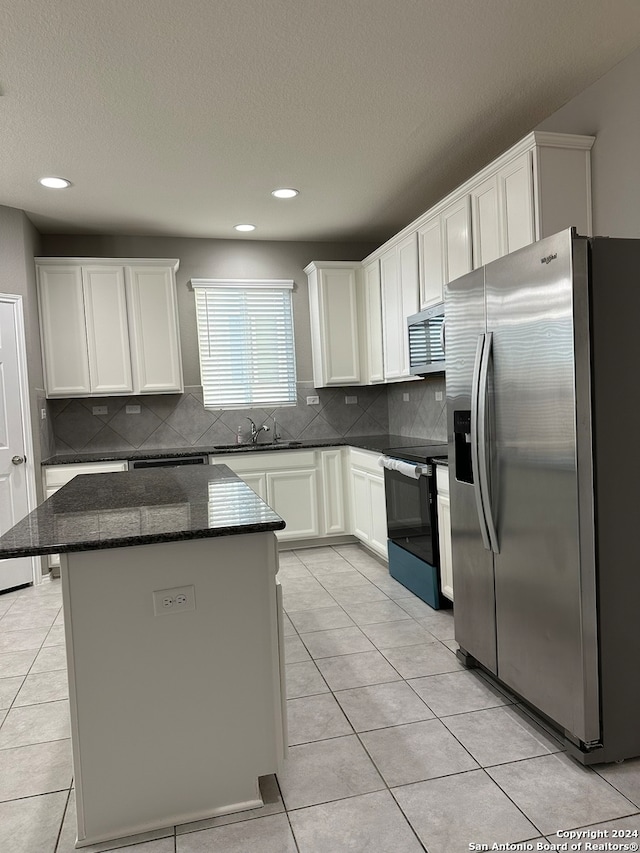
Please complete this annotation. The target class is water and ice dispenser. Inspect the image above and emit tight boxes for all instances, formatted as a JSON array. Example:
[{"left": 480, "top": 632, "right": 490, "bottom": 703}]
[{"left": 454, "top": 410, "right": 473, "bottom": 484}]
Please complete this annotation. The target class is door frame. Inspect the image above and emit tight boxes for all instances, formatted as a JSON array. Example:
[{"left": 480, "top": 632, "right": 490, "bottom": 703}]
[{"left": 1, "top": 292, "right": 40, "bottom": 586}]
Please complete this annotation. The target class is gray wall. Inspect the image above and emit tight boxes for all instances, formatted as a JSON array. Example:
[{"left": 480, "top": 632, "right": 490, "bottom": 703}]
[
  {"left": 537, "top": 47, "right": 640, "bottom": 239},
  {"left": 0, "top": 205, "right": 52, "bottom": 468}
]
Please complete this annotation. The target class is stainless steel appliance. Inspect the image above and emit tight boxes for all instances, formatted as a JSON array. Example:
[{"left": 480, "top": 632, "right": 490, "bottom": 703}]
[
  {"left": 407, "top": 304, "right": 445, "bottom": 375},
  {"left": 446, "top": 227, "right": 640, "bottom": 764},
  {"left": 128, "top": 454, "right": 209, "bottom": 470},
  {"left": 382, "top": 442, "right": 448, "bottom": 609}
]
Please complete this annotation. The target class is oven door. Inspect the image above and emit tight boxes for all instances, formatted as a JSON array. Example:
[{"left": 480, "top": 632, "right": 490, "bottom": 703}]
[{"left": 383, "top": 461, "right": 438, "bottom": 566}]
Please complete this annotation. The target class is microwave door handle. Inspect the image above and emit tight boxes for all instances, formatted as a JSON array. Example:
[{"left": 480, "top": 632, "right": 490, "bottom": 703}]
[
  {"left": 439, "top": 317, "right": 446, "bottom": 356},
  {"left": 477, "top": 332, "right": 499, "bottom": 554},
  {"left": 471, "top": 334, "right": 491, "bottom": 551}
]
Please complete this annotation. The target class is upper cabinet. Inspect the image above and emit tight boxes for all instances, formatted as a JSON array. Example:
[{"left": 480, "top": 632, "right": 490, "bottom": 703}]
[
  {"left": 380, "top": 233, "right": 420, "bottom": 381},
  {"left": 361, "top": 259, "right": 384, "bottom": 384},
  {"left": 36, "top": 258, "right": 183, "bottom": 398},
  {"left": 305, "top": 261, "right": 362, "bottom": 387},
  {"left": 418, "top": 196, "right": 472, "bottom": 308},
  {"left": 306, "top": 131, "right": 594, "bottom": 388}
]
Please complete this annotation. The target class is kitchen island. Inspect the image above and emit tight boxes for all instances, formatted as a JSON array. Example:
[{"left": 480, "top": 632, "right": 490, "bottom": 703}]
[{"left": 0, "top": 465, "right": 287, "bottom": 848}]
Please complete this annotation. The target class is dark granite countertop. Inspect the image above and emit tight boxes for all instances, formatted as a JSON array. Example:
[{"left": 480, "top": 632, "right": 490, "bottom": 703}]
[
  {"left": 41, "top": 434, "right": 433, "bottom": 466},
  {"left": 0, "top": 465, "right": 285, "bottom": 559}
]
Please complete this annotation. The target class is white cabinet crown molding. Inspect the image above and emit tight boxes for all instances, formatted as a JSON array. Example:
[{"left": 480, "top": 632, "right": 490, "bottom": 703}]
[{"left": 36, "top": 257, "right": 180, "bottom": 271}]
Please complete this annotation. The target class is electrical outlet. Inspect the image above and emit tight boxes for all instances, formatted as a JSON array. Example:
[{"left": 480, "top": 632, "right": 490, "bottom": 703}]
[
  {"left": 40, "top": 408, "right": 47, "bottom": 420},
  {"left": 435, "top": 391, "right": 443, "bottom": 402},
  {"left": 403, "top": 393, "right": 410, "bottom": 402},
  {"left": 345, "top": 395, "right": 357, "bottom": 404},
  {"left": 126, "top": 404, "right": 141, "bottom": 414},
  {"left": 306, "top": 395, "right": 319, "bottom": 405},
  {"left": 153, "top": 585, "right": 196, "bottom": 616},
  {"left": 92, "top": 405, "right": 108, "bottom": 416}
]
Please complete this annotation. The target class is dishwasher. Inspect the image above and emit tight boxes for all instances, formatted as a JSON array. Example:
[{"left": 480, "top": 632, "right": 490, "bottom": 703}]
[{"left": 127, "top": 454, "right": 209, "bottom": 470}]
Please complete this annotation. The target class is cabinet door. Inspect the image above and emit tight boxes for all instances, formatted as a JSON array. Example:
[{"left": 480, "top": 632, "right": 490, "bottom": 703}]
[
  {"left": 380, "top": 246, "right": 403, "bottom": 380},
  {"left": 471, "top": 176, "right": 501, "bottom": 267},
  {"left": 442, "top": 197, "right": 472, "bottom": 284},
  {"left": 37, "top": 265, "right": 91, "bottom": 397},
  {"left": 368, "top": 474, "right": 388, "bottom": 559},
  {"left": 239, "top": 472, "right": 267, "bottom": 501},
  {"left": 499, "top": 151, "right": 535, "bottom": 254},
  {"left": 437, "top": 490, "right": 453, "bottom": 601},
  {"left": 418, "top": 215, "right": 444, "bottom": 308},
  {"left": 126, "top": 266, "right": 183, "bottom": 393},
  {"left": 82, "top": 266, "right": 133, "bottom": 394},
  {"left": 362, "top": 261, "right": 384, "bottom": 384},
  {"left": 311, "top": 267, "right": 361, "bottom": 386},
  {"left": 320, "top": 449, "right": 346, "bottom": 535},
  {"left": 267, "top": 469, "right": 319, "bottom": 540},
  {"left": 350, "top": 468, "right": 371, "bottom": 543}
]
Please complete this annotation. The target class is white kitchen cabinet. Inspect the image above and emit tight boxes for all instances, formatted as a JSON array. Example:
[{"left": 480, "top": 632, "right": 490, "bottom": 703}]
[
  {"left": 436, "top": 463, "right": 453, "bottom": 602},
  {"left": 43, "top": 461, "right": 129, "bottom": 569},
  {"left": 471, "top": 135, "right": 594, "bottom": 266},
  {"left": 211, "top": 447, "right": 351, "bottom": 542},
  {"left": 36, "top": 258, "right": 183, "bottom": 398},
  {"left": 418, "top": 197, "right": 472, "bottom": 309},
  {"left": 363, "top": 130, "right": 594, "bottom": 314},
  {"left": 362, "top": 259, "right": 384, "bottom": 384},
  {"left": 304, "top": 262, "right": 362, "bottom": 387},
  {"left": 320, "top": 448, "right": 348, "bottom": 535},
  {"left": 380, "top": 232, "right": 419, "bottom": 381},
  {"left": 83, "top": 266, "right": 133, "bottom": 394},
  {"left": 126, "top": 265, "right": 184, "bottom": 393},
  {"left": 348, "top": 448, "right": 387, "bottom": 559},
  {"left": 210, "top": 450, "right": 321, "bottom": 542}
]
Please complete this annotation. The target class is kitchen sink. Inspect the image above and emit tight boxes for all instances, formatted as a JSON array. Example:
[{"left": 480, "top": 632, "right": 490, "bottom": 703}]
[{"left": 213, "top": 441, "right": 303, "bottom": 450}]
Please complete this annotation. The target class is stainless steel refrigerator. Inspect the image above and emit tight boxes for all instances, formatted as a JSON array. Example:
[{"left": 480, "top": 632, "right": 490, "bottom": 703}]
[{"left": 446, "top": 227, "right": 640, "bottom": 765}]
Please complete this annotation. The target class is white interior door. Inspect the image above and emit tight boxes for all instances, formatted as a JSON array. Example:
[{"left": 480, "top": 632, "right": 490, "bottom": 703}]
[{"left": 0, "top": 299, "right": 35, "bottom": 590}]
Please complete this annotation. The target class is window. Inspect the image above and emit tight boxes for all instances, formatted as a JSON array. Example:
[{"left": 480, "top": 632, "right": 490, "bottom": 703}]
[{"left": 191, "top": 278, "right": 297, "bottom": 409}]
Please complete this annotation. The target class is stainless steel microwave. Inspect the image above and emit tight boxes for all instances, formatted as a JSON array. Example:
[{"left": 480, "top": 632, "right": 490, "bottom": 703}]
[{"left": 407, "top": 303, "right": 445, "bottom": 375}]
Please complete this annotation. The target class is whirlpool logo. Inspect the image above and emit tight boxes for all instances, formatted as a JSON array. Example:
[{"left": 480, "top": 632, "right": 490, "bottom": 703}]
[{"left": 540, "top": 253, "right": 558, "bottom": 264}]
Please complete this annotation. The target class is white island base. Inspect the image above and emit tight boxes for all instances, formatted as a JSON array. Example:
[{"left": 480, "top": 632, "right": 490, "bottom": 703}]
[{"left": 60, "top": 533, "right": 287, "bottom": 848}]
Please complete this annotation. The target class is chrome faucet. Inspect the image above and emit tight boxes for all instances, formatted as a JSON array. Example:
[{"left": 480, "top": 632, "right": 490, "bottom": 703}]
[{"left": 246, "top": 417, "right": 269, "bottom": 445}]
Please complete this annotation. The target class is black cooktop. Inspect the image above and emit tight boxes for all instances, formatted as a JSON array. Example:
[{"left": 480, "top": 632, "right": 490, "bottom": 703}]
[{"left": 384, "top": 442, "right": 448, "bottom": 464}]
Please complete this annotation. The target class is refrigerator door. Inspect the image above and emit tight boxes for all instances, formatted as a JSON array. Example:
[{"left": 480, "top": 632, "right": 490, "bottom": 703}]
[
  {"left": 485, "top": 230, "right": 599, "bottom": 744},
  {"left": 446, "top": 267, "right": 497, "bottom": 674}
]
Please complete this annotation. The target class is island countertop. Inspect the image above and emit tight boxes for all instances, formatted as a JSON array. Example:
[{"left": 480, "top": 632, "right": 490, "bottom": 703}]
[{"left": 0, "top": 465, "right": 285, "bottom": 559}]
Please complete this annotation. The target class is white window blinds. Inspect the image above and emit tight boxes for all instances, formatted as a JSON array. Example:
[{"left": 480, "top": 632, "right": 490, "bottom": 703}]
[{"left": 192, "top": 279, "right": 297, "bottom": 409}]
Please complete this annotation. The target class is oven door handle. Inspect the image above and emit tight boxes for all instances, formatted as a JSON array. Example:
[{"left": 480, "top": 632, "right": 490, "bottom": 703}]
[{"left": 379, "top": 457, "right": 430, "bottom": 478}]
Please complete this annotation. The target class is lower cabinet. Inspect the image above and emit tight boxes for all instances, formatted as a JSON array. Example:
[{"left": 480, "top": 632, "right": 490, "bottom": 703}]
[
  {"left": 436, "top": 463, "right": 453, "bottom": 601},
  {"left": 42, "top": 461, "right": 129, "bottom": 568},
  {"left": 210, "top": 449, "right": 349, "bottom": 542},
  {"left": 348, "top": 448, "right": 388, "bottom": 559}
]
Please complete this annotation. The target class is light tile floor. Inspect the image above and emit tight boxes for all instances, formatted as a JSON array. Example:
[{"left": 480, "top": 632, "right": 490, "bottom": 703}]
[{"left": 1, "top": 543, "right": 640, "bottom": 852}]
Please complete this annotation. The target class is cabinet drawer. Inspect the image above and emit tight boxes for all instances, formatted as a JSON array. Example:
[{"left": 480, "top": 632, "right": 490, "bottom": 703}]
[
  {"left": 349, "top": 448, "right": 383, "bottom": 476},
  {"left": 44, "top": 461, "right": 128, "bottom": 488},
  {"left": 211, "top": 450, "right": 317, "bottom": 472}
]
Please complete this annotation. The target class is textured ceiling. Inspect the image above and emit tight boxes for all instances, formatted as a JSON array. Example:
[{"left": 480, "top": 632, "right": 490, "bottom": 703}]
[{"left": 1, "top": 0, "right": 639, "bottom": 243}]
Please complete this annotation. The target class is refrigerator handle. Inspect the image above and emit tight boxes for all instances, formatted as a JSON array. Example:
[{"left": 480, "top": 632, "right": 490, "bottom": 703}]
[
  {"left": 471, "top": 334, "right": 491, "bottom": 551},
  {"left": 478, "top": 332, "right": 500, "bottom": 554}
]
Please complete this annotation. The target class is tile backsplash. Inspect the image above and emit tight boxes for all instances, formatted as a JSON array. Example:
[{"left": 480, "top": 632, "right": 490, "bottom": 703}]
[
  {"left": 46, "top": 377, "right": 447, "bottom": 456},
  {"left": 387, "top": 375, "right": 447, "bottom": 441},
  {"left": 48, "top": 382, "right": 391, "bottom": 454}
]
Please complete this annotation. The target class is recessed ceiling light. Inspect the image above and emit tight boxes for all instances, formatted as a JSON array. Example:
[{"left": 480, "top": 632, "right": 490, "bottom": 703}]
[
  {"left": 38, "top": 176, "right": 71, "bottom": 189},
  {"left": 271, "top": 188, "right": 299, "bottom": 199},
  {"left": 234, "top": 224, "right": 256, "bottom": 232}
]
